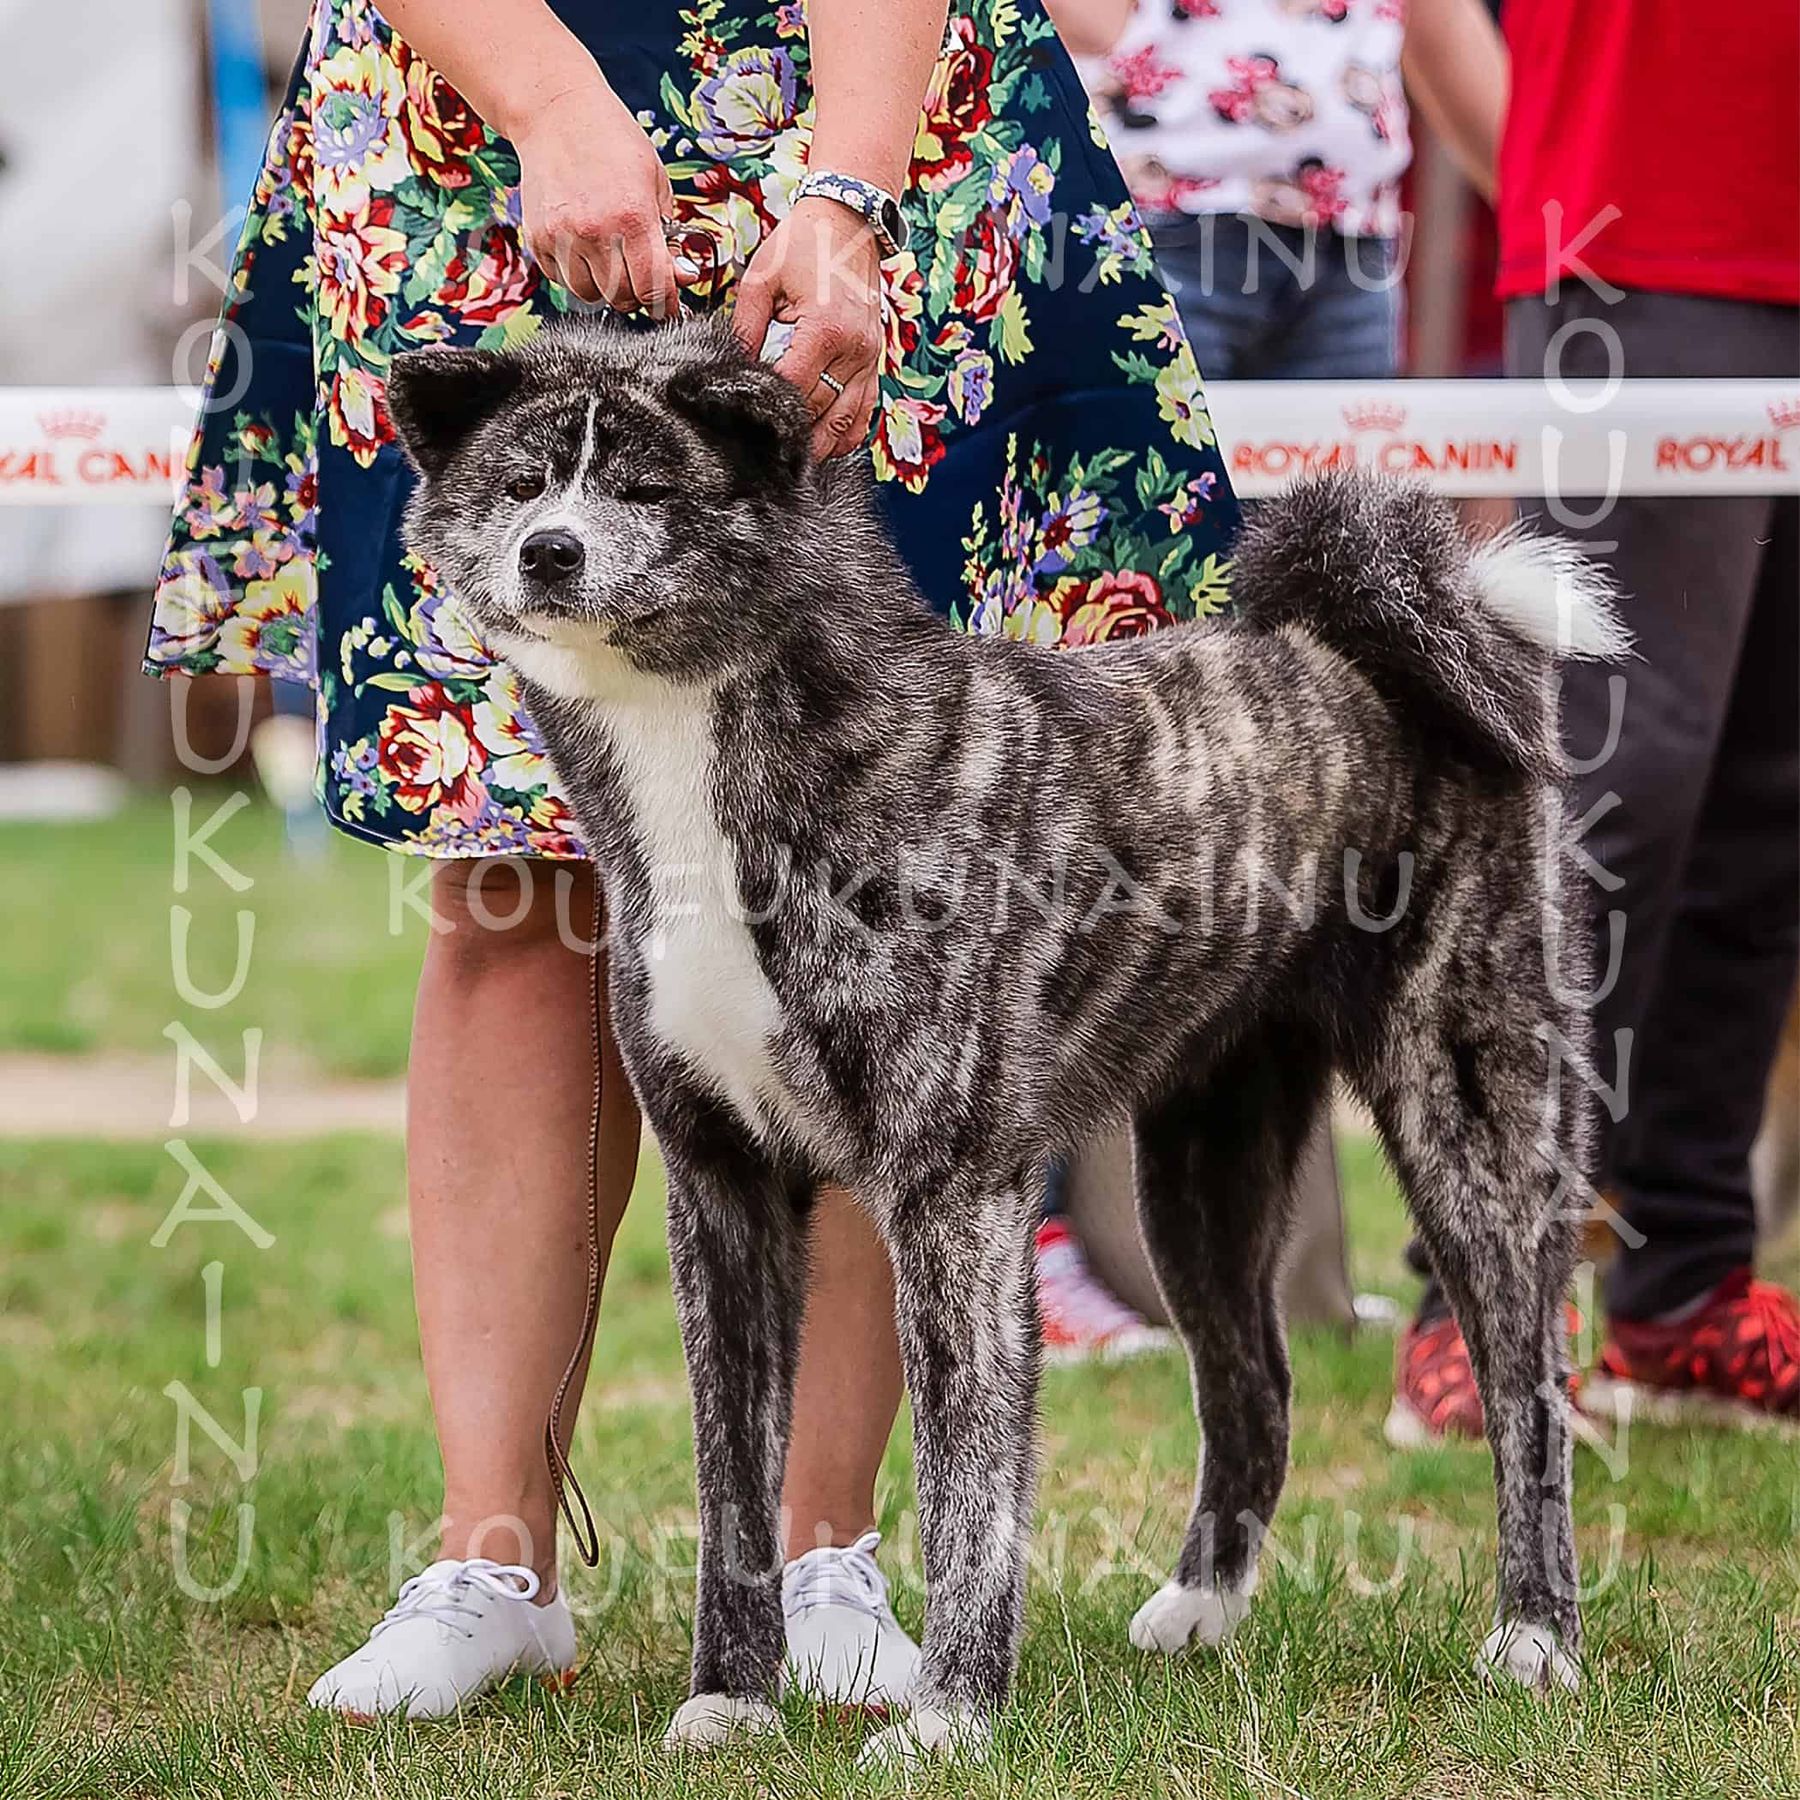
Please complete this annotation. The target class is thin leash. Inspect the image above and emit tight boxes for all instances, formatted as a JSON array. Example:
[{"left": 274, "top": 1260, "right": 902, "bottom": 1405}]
[{"left": 544, "top": 870, "right": 606, "bottom": 1568}]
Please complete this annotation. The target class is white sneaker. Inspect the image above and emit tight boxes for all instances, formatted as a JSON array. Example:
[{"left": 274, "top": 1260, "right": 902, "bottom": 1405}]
[
  {"left": 781, "top": 1531, "right": 920, "bottom": 1711},
  {"left": 306, "top": 1558, "right": 577, "bottom": 1719}
]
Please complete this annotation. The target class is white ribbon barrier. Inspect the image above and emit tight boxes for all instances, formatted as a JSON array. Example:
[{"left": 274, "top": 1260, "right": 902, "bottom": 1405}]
[
  {"left": 1, "top": 380, "right": 1796, "bottom": 505},
  {"left": 1207, "top": 380, "right": 1800, "bottom": 497},
  {"left": 2, "top": 390, "right": 196, "bottom": 509}
]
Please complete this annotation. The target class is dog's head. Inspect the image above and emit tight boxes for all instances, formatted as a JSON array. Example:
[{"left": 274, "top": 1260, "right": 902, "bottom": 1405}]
[{"left": 387, "top": 314, "right": 822, "bottom": 686}]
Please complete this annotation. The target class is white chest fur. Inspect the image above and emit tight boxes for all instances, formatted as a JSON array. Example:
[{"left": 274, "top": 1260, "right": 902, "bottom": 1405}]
[
  {"left": 503, "top": 634, "right": 791, "bottom": 1134},
  {"left": 602, "top": 691, "right": 786, "bottom": 1133}
]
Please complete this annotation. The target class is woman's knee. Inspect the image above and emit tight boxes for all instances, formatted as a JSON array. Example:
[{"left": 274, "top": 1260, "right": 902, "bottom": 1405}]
[{"left": 425, "top": 857, "right": 597, "bottom": 972}]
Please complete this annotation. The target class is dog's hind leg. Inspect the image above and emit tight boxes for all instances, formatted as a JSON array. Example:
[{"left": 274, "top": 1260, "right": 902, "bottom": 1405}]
[
  {"left": 860, "top": 1170, "right": 1042, "bottom": 1767},
  {"left": 1352, "top": 916, "right": 1591, "bottom": 1695},
  {"left": 655, "top": 1087, "right": 811, "bottom": 1747},
  {"left": 1127, "top": 1027, "right": 1332, "bottom": 1656}
]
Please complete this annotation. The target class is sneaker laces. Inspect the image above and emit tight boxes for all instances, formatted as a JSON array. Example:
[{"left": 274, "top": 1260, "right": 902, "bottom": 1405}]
[
  {"left": 1745, "top": 1281, "right": 1800, "bottom": 1373},
  {"left": 782, "top": 1530, "right": 891, "bottom": 1623},
  {"left": 370, "top": 1558, "right": 541, "bottom": 1641}
]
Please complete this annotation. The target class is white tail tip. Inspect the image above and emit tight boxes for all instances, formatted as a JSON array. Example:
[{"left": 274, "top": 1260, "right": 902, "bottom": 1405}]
[{"left": 1471, "top": 526, "right": 1632, "bottom": 662}]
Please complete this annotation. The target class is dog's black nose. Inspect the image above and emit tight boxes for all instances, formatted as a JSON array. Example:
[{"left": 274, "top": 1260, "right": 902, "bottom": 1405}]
[{"left": 519, "top": 528, "right": 585, "bottom": 582}]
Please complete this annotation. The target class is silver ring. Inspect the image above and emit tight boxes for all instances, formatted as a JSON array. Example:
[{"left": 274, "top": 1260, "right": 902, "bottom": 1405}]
[{"left": 817, "top": 370, "right": 846, "bottom": 398}]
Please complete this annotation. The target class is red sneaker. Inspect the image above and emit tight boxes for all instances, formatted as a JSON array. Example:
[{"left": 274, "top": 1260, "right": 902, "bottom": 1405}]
[
  {"left": 1385, "top": 1306, "right": 1584, "bottom": 1448},
  {"left": 1589, "top": 1270, "right": 1800, "bottom": 1432},
  {"left": 1385, "top": 1312, "right": 1485, "bottom": 1446}
]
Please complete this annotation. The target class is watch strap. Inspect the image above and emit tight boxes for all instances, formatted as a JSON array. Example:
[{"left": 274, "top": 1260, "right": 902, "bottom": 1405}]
[{"left": 793, "top": 169, "right": 909, "bottom": 257}]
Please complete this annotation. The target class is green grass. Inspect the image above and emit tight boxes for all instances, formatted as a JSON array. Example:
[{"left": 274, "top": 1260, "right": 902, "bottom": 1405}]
[
  {"left": 3, "top": 1132, "right": 1796, "bottom": 1799},
  {"left": 0, "top": 799, "right": 422, "bottom": 1078},
  {"left": 3, "top": 799, "right": 1797, "bottom": 1793}
]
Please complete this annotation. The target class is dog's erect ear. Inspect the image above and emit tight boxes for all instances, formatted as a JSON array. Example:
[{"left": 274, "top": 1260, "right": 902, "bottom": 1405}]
[
  {"left": 663, "top": 356, "right": 812, "bottom": 485},
  {"left": 386, "top": 349, "right": 523, "bottom": 480}
]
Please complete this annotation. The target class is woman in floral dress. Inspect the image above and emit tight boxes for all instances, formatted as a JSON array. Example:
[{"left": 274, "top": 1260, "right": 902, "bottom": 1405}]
[{"left": 147, "top": 0, "right": 1239, "bottom": 1717}]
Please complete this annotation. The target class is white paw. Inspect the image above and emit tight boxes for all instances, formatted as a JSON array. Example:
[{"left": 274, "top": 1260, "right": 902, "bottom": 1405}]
[
  {"left": 1128, "top": 1578, "right": 1253, "bottom": 1654},
  {"left": 1476, "top": 1621, "right": 1581, "bottom": 1695},
  {"left": 662, "top": 1692, "right": 782, "bottom": 1748},
  {"left": 857, "top": 1705, "right": 992, "bottom": 1771}
]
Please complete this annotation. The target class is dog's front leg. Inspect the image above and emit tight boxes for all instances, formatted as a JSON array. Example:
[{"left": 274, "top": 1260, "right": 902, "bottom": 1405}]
[
  {"left": 862, "top": 1176, "right": 1041, "bottom": 1768},
  {"left": 656, "top": 1106, "right": 808, "bottom": 1749}
]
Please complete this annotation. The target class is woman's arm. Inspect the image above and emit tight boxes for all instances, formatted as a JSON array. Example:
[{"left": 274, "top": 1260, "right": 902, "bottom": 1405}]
[
  {"left": 733, "top": 0, "right": 950, "bottom": 457},
  {"left": 1040, "top": 0, "right": 1136, "bottom": 60},
  {"left": 1401, "top": 0, "right": 1509, "bottom": 205},
  {"left": 377, "top": 0, "right": 687, "bottom": 315},
  {"left": 806, "top": 0, "right": 950, "bottom": 194},
  {"left": 373, "top": 0, "right": 600, "bottom": 143}
]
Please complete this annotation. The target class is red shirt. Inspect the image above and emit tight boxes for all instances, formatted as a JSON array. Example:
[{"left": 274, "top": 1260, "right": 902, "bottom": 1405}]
[{"left": 1497, "top": 0, "right": 1800, "bottom": 306}]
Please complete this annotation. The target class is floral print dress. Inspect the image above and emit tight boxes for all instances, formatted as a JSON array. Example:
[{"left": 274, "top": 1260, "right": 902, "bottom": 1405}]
[{"left": 146, "top": 0, "right": 1240, "bottom": 858}]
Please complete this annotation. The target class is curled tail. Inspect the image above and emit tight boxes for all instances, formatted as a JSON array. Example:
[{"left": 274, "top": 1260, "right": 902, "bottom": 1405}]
[{"left": 1229, "top": 472, "right": 1629, "bottom": 780}]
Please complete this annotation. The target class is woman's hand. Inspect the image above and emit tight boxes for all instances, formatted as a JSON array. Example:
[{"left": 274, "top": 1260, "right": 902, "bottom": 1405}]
[
  {"left": 513, "top": 78, "right": 691, "bottom": 318},
  {"left": 732, "top": 198, "right": 885, "bottom": 460}
]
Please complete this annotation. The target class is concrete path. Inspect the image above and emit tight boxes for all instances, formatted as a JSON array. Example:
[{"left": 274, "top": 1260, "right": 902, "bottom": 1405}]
[
  {"left": 0, "top": 1052, "right": 404, "bottom": 1139},
  {"left": 0, "top": 1053, "right": 1374, "bottom": 1146}
]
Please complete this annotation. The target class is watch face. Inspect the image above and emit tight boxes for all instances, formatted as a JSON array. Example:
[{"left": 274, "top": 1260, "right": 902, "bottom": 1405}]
[{"left": 876, "top": 195, "right": 906, "bottom": 251}]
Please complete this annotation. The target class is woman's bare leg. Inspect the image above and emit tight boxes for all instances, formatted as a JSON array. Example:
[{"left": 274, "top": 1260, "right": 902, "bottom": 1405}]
[
  {"left": 411, "top": 855, "right": 902, "bottom": 1590},
  {"left": 782, "top": 1187, "right": 906, "bottom": 1559},
  {"left": 408, "top": 857, "right": 640, "bottom": 1600}
]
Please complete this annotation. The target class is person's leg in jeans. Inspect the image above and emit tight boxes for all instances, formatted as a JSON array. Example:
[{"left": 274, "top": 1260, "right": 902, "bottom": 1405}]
[
  {"left": 1151, "top": 216, "right": 1402, "bottom": 382},
  {"left": 1035, "top": 1155, "right": 1172, "bottom": 1361},
  {"left": 1193, "top": 220, "right": 1390, "bottom": 1326},
  {"left": 1247, "top": 227, "right": 1403, "bottom": 380},
  {"left": 1159, "top": 212, "right": 1379, "bottom": 1335},
  {"left": 1031, "top": 215, "right": 1376, "bottom": 1359},
  {"left": 1029, "top": 211, "right": 1246, "bottom": 1360},
  {"left": 1149, "top": 212, "right": 1293, "bottom": 380}
]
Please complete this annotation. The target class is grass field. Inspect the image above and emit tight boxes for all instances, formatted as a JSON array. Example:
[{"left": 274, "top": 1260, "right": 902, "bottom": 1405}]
[
  {"left": 1, "top": 802, "right": 1797, "bottom": 1797},
  {"left": 0, "top": 798, "right": 423, "bottom": 1079}
]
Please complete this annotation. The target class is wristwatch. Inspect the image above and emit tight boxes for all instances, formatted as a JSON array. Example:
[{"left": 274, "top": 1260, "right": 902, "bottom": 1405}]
[{"left": 792, "top": 169, "right": 909, "bottom": 257}]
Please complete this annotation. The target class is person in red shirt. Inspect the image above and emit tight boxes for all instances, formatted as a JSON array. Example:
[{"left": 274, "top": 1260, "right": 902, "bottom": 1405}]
[
  {"left": 1496, "top": 1, "right": 1800, "bottom": 308},
  {"left": 1391, "top": 0, "right": 1800, "bottom": 1441}
]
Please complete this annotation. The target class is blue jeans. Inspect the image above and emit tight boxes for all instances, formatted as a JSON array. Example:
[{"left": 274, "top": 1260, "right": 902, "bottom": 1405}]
[{"left": 1148, "top": 213, "right": 1402, "bottom": 381}]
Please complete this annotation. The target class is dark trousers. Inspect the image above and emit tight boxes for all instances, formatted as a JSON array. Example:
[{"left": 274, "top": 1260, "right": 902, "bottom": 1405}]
[{"left": 1419, "top": 289, "right": 1799, "bottom": 1323}]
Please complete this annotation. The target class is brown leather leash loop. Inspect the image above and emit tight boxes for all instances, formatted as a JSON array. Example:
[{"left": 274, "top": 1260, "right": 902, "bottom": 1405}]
[
  {"left": 664, "top": 216, "right": 728, "bottom": 308},
  {"left": 545, "top": 871, "right": 606, "bottom": 1569}
]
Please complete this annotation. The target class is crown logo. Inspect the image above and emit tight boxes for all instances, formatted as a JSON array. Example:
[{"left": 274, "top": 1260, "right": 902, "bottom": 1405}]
[
  {"left": 37, "top": 408, "right": 106, "bottom": 442},
  {"left": 1767, "top": 397, "right": 1800, "bottom": 432},
  {"left": 1342, "top": 401, "right": 1406, "bottom": 433}
]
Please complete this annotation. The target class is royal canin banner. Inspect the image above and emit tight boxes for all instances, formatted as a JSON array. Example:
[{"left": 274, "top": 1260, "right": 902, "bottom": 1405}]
[
  {"left": 1204, "top": 381, "right": 1800, "bottom": 498},
  {"left": 1, "top": 391, "right": 195, "bottom": 507},
  {"left": 1, "top": 381, "right": 1797, "bottom": 505}
]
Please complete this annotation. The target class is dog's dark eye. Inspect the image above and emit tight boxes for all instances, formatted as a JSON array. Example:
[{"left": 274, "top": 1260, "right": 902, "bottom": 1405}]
[
  {"left": 620, "top": 482, "right": 676, "bottom": 505},
  {"left": 505, "top": 471, "right": 547, "bottom": 502}
]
